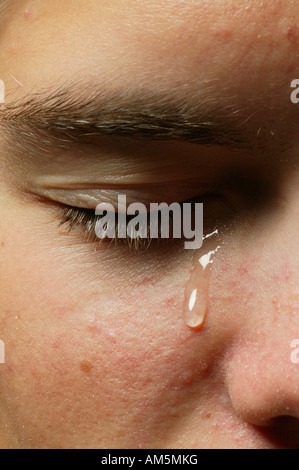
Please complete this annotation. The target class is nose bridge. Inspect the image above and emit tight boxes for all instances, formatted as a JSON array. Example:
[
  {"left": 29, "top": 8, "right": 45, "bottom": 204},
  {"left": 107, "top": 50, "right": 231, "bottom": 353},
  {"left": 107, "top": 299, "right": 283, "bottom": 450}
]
[
  {"left": 255, "top": 183, "right": 299, "bottom": 311},
  {"left": 271, "top": 189, "right": 299, "bottom": 299}
]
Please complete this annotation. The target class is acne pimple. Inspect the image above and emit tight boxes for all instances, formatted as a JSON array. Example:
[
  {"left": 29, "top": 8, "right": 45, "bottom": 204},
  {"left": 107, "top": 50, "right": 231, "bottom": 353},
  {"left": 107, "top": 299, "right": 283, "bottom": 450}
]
[
  {"left": 24, "top": 8, "right": 35, "bottom": 21},
  {"left": 179, "top": 370, "right": 195, "bottom": 386},
  {"left": 9, "top": 42, "right": 16, "bottom": 54},
  {"left": 283, "top": 26, "right": 299, "bottom": 46},
  {"left": 80, "top": 360, "right": 93, "bottom": 373}
]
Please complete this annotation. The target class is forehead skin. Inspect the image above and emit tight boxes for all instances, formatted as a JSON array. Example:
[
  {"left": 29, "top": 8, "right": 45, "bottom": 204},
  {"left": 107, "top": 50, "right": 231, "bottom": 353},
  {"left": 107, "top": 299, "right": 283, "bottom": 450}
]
[
  {"left": 0, "top": 0, "right": 298, "bottom": 104},
  {"left": 0, "top": 0, "right": 298, "bottom": 159}
]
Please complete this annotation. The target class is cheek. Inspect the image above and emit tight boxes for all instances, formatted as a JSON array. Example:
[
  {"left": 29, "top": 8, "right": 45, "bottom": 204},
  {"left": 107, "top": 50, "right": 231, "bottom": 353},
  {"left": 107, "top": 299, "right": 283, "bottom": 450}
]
[
  {"left": 0, "top": 211, "right": 219, "bottom": 446},
  {"left": 2, "top": 198, "right": 296, "bottom": 446}
]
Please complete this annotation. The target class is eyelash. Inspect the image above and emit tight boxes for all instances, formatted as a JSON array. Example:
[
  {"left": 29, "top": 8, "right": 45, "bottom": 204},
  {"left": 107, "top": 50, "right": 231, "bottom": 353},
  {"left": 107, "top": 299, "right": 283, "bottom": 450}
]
[
  {"left": 57, "top": 191, "right": 232, "bottom": 252},
  {"left": 58, "top": 205, "right": 176, "bottom": 251}
]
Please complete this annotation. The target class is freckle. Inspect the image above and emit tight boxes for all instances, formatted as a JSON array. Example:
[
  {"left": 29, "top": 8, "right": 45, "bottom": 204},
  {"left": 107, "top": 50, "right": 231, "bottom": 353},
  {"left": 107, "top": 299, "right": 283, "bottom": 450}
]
[
  {"left": 80, "top": 360, "right": 93, "bottom": 373},
  {"left": 1, "top": 242, "right": 4, "bottom": 247}
]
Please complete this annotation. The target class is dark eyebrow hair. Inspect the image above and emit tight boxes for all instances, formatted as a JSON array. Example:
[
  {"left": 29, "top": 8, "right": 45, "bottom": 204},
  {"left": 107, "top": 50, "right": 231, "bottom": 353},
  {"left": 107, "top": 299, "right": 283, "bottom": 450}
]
[{"left": 0, "top": 81, "right": 262, "bottom": 153}]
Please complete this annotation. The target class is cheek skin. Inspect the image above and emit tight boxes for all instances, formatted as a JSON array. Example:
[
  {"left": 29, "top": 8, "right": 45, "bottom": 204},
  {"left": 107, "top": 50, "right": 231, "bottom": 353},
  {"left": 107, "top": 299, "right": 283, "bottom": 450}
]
[
  {"left": 0, "top": 199, "right": 221, "bottom": 448},
  {"left": 0, "top": 196, "right": 297, "bottom": 448}
]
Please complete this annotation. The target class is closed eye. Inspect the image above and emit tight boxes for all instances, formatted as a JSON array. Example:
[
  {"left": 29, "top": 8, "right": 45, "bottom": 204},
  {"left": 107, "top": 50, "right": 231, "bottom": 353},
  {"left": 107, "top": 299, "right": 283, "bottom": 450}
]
[{"left": 57, "top": 193, "right": 231, "bottom": 252}]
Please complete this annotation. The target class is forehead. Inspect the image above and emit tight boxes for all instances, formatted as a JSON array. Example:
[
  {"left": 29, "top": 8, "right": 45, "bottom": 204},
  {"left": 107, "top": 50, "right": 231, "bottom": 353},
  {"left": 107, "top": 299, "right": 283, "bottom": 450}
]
[
  {"left": 1, "top": 0, "right": 298, "bottom": 91},
  {"left": 0, "top": 0, "right": 299, "bottom": 158}
]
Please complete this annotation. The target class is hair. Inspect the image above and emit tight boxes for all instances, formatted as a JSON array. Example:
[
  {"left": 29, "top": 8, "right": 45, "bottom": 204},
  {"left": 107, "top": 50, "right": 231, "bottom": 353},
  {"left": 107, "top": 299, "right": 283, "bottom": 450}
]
[
  {"left": 0, "top": 0, "right": 8, "bottom": 16},
  {"left": 0, "top": 0, "right": 11, "bottom": 35}
]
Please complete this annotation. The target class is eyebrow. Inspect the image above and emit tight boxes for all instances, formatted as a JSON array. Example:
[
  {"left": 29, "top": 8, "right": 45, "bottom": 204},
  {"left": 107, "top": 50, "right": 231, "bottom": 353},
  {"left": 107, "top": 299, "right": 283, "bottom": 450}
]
[{"left": 0, "top": 82, "right": 261, "bottom": 153}]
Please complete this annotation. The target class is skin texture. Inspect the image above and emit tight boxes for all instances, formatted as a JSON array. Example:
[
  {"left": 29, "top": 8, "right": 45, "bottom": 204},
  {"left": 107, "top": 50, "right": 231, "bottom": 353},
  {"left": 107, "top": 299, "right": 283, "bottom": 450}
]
[{"left": 0, "top": 0, "right": 298, "bottom": 448}]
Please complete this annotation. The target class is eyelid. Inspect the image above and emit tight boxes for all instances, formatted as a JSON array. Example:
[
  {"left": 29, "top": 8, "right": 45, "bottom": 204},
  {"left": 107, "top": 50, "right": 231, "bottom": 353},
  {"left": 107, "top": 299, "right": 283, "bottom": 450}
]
[
  {"left": 34, "top": 188, "right": 105, "bottom": 209},
  {"left": 30, "top": 188, "right": 155, "bottom": 210},
  {"left": 26, "top": 181, "right": 217, "bottom": 210}
]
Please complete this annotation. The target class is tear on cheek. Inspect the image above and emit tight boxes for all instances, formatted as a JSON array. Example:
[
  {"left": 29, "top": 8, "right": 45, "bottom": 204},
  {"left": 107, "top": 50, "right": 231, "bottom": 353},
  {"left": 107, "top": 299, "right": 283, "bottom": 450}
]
[{"left": 183, "top": 229, "right": 222, "bottom": 330}]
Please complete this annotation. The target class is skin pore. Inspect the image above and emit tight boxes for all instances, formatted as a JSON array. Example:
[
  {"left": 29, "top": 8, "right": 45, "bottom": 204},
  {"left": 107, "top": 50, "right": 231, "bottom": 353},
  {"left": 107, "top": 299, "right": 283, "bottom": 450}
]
[{"left": 0, "top": 0, "right": 298, "bottom": 448}]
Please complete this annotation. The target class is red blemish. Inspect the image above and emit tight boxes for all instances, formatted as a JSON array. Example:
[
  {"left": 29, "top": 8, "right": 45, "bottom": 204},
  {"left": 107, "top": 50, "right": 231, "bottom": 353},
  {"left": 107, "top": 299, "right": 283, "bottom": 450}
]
[
  {"left": 135, "top": 277, "right": 154, "bottom": 287},
  {"left": 9, "top": 42, "right": 17, "bottom": 55},
  {"left": 164, "top": 296, "right": 178, "bottom": 309},
  {"left": 31, "top": 368, "right": 38, "bottom": 378},
  {"left": 24, "top": 8, "right": 35, "bottom": 21},
  {"left": 54, "top": 305, "right": 76, "bottom": 318},
  {"left": 273, "top": 263, "right": 292, "bottom": 282},
  {"left": 87, "top": 324, "right": 101, "bottom": 335},
  {"left": 213, "top": 29, "right": 233, "bottom": 43},
  {"left": 1, "top": 242, "right": 4, "bottom": 247},
  {"left": 237, "top": 256, "right": 259, "bottom": 276},
  {"left": 6, "top": 364, "right": 13, "bottom": 373},
  {"left": 51, "top": 338, "right": 62, "bottom": 349},
  {"left": 237, "top": 260, "right": 251, "bottom": 275},
  {"left": 284, "top": 26, "right": 299, "bottom": 46}
]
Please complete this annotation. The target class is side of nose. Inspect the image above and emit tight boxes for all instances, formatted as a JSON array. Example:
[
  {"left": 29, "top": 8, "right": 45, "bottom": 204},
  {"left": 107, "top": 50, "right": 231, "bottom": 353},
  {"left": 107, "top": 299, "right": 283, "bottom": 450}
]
[{"left": 224, "top": 197, "right": 299, "bottom": 446}]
